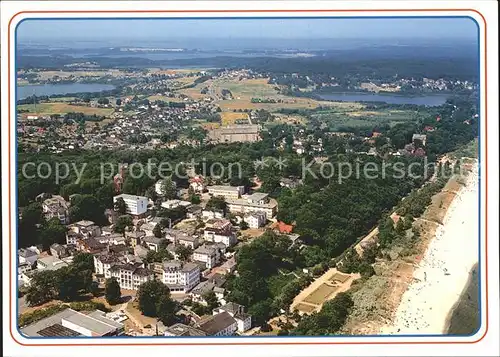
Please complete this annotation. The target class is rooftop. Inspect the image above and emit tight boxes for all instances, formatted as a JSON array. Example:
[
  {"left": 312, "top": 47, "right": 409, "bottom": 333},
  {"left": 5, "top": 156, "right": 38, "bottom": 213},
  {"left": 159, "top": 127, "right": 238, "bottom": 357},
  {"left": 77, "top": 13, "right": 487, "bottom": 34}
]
[
  {"left": 207, "top": 185, "right": 242, "bottom": 193},
  {"left": 196, "top": 311, "right": 236, "bottom": 335},
  {"left": 164, "top": 323, "right": 207, "bottom": 337},
  {"left": 114, "top": 193, "right": 148, "bottom": 201}
]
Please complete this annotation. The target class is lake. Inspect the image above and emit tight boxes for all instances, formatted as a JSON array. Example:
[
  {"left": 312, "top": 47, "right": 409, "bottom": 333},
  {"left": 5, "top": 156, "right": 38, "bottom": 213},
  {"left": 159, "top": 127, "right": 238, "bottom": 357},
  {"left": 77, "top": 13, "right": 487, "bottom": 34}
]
[
  {"left": 317, "top": 92, "right": 449, "bottom": 106},
  {"left": 17, "top": 83, "right": 116, "bottom": 100}
]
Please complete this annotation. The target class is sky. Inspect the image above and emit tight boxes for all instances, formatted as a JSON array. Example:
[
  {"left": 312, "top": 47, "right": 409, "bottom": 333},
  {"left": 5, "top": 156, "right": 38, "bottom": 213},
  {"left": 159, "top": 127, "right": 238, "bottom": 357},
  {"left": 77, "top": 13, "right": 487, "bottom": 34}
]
[{"left": 17, "top": 17, "right": 478, "bottom": 42}]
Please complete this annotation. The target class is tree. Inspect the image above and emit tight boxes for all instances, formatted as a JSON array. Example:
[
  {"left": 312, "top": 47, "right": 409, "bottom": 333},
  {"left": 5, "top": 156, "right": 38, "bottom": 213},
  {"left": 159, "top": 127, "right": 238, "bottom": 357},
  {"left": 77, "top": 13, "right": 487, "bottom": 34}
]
[
  {"left": 116, "top": 98, "right": 122, "bottom": 106},
  {"left": 160, "top": 178, "right": 177, "bottom": 199},
  {"left": 137, "top": 280, "right": 171, "bottom": 317},
  {"left": 175, "top": 245, "right": 193, "bottom": 262},
  {"left": 114, "top": 215, "right": 133, "bottom": 234},
  {"left": 157, "top": 295, "right": 177, "bottom": 326},
  {"left": 146, "top": 186, "right": 158, "bottom": 202},
  {"left": 39, "top": 218, "right": 67, "bottom": 250},
  {"left": 240, "top": 221, "right": 249, "bottom": 230},
  {"left": 69, "top": 194, "right": 107, "bottom": 225},
  {"left": 114, "top": 197, "right": 127, "bottom": 215},
  {"left": 203, "top": 290, "right": 219, "bottom": 311},
  {"left": 105, "top": 278, "right": 122, "bottom": 305},
  {"left": 25, "top": 270, "right": 58, "bottom": 306},
  {"left": 205, "top": 196, "right": 227, "bottom": 213},
  {"left": 97, "top": 97, "right": 110, "bottom": 105},
  {"left": 90, "top": 281, "right": 100, "bottom": 297},
  {"left": 72, "top": 252, "right": 95, "bottom": 272},
  {"left": 153, "top": 223, "right": 163, "bottom": 238}
]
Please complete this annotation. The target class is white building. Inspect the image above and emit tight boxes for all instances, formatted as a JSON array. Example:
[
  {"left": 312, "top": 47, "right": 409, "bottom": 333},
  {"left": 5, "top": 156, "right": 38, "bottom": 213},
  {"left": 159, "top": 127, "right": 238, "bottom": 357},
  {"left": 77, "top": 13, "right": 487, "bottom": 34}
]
[
  {"left": 204, "top": 219, "right": 236, "bottom": 247},
  {"left": 161, "top": 199, "right": 191, "bottom": 210},
  {"left": 143, "top": 236, "right": 164, "bottom": 252},
  {"left": 109, "top": 263, "right": 154, "bottom": 291},
  {"left": 213, "top": 302, "right": 252, "bottom": 333},
  {"left": 193, "top": 244, "right": 221, "bottom": 269},
  {"left": 113, "top": 194, "right": 148, "bottom": 216},
  {"left": 243, "top": 211, "right": 267, "bottom": 228},
  {"left": 162, "top": 260, "right": 200, "bottom": 294},
  {"left": 207, "top": 185, "right": 245, "bottom": 200},
  {"left": 18, "top": 248, "right": 38, "bottom": 265},
  {"left": 202, "top": 209, "right": 224, "bottom": 220},
  {"left": 226, "top": 192, "right": 277, "bottom": 219},
  {"left": 189, "top": 176, "right": 206, "bottom": 194}
]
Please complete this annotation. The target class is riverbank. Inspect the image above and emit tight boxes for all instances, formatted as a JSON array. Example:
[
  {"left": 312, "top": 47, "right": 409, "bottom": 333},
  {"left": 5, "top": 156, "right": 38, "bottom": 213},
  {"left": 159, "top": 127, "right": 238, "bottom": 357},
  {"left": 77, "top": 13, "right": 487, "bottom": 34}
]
[{"left": 379, "top": 161, "right": 479, "bottom": 335}]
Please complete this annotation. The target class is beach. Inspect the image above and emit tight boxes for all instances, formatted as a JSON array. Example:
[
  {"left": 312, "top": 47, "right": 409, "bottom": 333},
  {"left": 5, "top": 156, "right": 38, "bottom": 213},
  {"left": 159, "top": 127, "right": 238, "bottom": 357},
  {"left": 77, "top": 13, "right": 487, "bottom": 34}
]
[{"left": 380, "top": 162, "right": 479, "bottom": 335}]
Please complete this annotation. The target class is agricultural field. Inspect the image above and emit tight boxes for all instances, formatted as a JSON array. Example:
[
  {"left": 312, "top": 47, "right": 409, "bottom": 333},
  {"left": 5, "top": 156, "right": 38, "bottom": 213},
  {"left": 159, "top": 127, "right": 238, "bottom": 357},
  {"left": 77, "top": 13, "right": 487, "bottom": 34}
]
[
  {"left": 18, "top": 102, "right": 114, "bottom": 117},
  {"left": 310, "top": 108, "right": 416, "bottom": 130},
  {"left": 220, "top": 111, "right": 250, "bottom": 126}
]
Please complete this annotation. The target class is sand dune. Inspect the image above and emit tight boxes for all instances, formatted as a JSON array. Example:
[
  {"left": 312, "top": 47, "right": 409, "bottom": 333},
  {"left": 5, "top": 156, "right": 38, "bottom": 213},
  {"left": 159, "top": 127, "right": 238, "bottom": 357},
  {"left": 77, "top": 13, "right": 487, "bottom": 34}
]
[{"left": 380, "top": 162, "right": 479, "bottom": 335}]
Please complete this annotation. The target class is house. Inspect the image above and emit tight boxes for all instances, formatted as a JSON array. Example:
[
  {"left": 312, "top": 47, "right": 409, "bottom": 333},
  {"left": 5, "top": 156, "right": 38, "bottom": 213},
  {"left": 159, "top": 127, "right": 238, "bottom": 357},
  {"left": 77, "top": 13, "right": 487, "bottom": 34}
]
[
  {"left": 208, "top": 124, "right": 261, "bottom": 144},
  {"left": 193, "top": 243, "right": 221, "bottom": 269},
  {"left": 113, "top": 194, "right": 149, "bottom": 216},
  {"left": 186, "top": 205, "right": 202, "bottom": 219},
  {"left": 189, "top": 176, "right": 206, "bottom": 194},
  {"left": 68, "top": 220, "right": 101, "bottom": 238},
  {"left": 164, "top": 323, "right": 207, "bottom": 337},
  {"left": 207, "top": 185, "right": 245, "bottom": 200},
  {"left": 204, "top": 219, "right": 236, "bottom": 247},
  {"left": 139, "top": 222, "right": 159, "bottom": 237},
  {"left": 218, "top": 257, "right": 237, "bottom": 275},
  {"left": 20, "top": 308, "right": 124, "bottom": 337},
  {"left": 280, "top": 177, "right": 302, "bottom": 189},
  {"left": 243, "top": 211, "right": 266, "bottom": 229},
  {"left": 110, "top": 263, "right": 154, "bottom": 290},
  {"left": 76, "top": 237, "right": 107, "bottom": 254},
  {"left": 271, "top": 221, "right": 294, "bottom": 234},
  {"left": 190, "top": 280, "right": 216, "bottom": 305},
  {"left": 94, "top": 253, "right": 123, "bottom": 278},
  {"left": 42, "top": 195, "right": 70, "bottom": 224},
  {"left": 49, "top": 243, "right": 69, "bottom": 259},
  {"left": 195, "top": 311, "right": 238, "bottom": 336},
  {"left": 18, "top": 248, "right": 38, "bottom": 265},
  {"left": 226, "top": 192, "right": 277, "bottom": 219},
  {"left": 161, "top": 199, "right": 191, "bottom": 210},
  {"left": 125, "top": 230, "right": 146, "bottom": 248},
  {"left": 412, "top": 133, "right": 427, "bottom": 146},
  {"left": 213, "top": 302, "right": 252, "bottom": 333},
  {"left": 202, "top": 209, "right": 224, "bottom": 220},
  {"left": 162, "top": 260, "right": 200, "bottom": 293},
  {"left": 143, "top": 236, "right": 165, "bottom": 252},
  {"left": 96, "top": 233, "right": 126, "bottom": 246},
  {"left": 36, "top": 255, "right": 73, "bottom": 271},
  {"left": 134, "top": 245, "right": 149, "bottom": 259},
  {"left": 164, "top": 229, "right": 200, "bottom": 249}
]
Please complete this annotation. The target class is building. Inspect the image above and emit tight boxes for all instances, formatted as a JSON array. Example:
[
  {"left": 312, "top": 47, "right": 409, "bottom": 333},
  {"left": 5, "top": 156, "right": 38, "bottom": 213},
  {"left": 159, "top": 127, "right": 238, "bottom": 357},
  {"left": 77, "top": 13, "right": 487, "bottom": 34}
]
[
  {"left": 226, "top": 192, "right": 277, "bottom": 219},
  {"left": 42, "top": 195, "right": 70, "bottom": 224},
  {"left": 109, "top": 263, "right": 154, "bottom": 290},
  {"left": 191, "top": 280, "right": 216, "bottom": 305},
  {"left": 218, "top": 257, "right": 237, "bottom": 275},
  {"left": 204, "top": 219, "right": 236, "bottom": 247},
  {"left": 20, "top": 308, "right": 124, "bottom": 337},
  {"left": 94, "top": 253, "right": 122, "bottom": 278},
  {"left": 140, "top": 221, "right": 159, "bottom": 237},
  {"left": 162, "top": 260, "right": 200, "bottom": 293},
  {"left": 164, "top": 323, "right": 207, "bottom": 337},
  {"left": 202, "top": 209, "right": 224, "bottom": 220},
  {"left": 213, "top": 302, "right": 252, "bottom": 333},
  {"left": 161, "top": 199, "right": 191, "bottom": 210},
  {"left": 189, "top": 176, "right": 206, "bottom": 194},
  {"left": 208, "top": 124, "right": 261, "bottom": 144},
  {"left": 243, "top": 211, "right": 267, "bottom": 229},
  {"left": 49, "top": 243, "right": 70, "bottom": 259},
  {"left": 164, "top": 229, "right": 200, "bottom": 249},
  {"left": 270, "top": 221, "right": 294, "bottom": 234},
  {"left": 125, "top": 230, "right": 146, "bottom": 248},
  {"left": 36, "top": 255, "right": 73, "bottom": 271},
  {"left": 186, "top": 205, "right": 202, "bottom": 219},
  {"left": 68, "top": 220, "right": 101, "bottom": 238},
  {"left": 18, "top": 248, "right": 38, "bottom": 265},
  {"left": 193, "top": 243, "right": 221, "bottom": 269},
  {"left": 207, "top": 185, "right": 245, "bottom": 200},
  {"left": 113, "top": 194, "right": 149, "bottom": 216},
  {"left": 196, "top": 311, "right": 238, "bottom": 336},
  {"left": 76, "top": 237, "right": 107, "bottom": 254},
  {"left": 412, "top": 133, "right": 427, "bottom": 146},
  {"left": 143, "top": 236, "right": 165, "bottom": 252}
]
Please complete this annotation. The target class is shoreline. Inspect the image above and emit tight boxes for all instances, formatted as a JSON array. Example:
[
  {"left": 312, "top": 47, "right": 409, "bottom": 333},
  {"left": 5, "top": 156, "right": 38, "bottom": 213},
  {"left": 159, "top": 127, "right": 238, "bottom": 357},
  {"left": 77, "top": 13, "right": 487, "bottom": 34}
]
[{"left": 379, "top": 162, "right": 479, "bottom": 335}]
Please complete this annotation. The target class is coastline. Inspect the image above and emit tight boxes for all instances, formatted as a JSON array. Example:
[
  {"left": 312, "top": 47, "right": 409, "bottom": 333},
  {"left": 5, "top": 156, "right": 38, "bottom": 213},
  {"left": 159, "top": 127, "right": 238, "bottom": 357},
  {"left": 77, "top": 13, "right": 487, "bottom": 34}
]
[{"left": 379, "top": 162, "right": 479, "bottom": 335}]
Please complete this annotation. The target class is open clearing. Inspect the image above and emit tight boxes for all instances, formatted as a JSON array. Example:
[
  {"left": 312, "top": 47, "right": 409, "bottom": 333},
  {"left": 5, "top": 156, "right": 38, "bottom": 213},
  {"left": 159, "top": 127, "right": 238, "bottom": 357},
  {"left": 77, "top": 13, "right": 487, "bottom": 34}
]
[
  {"left": 220, "top": 111, "right": 250, "bottom": 125},
  {"left": 18, "top": 103, "right": 114, "bottom": 116},
  {"left": 291, "top": 268, "right": 360, "bottom": 315}
]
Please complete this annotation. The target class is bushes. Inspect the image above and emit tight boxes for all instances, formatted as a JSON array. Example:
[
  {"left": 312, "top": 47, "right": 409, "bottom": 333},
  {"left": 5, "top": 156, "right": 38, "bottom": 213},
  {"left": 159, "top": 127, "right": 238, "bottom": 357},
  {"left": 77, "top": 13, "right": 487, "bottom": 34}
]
[{"left": 18, "top": 304, "right": 67, "bottom": 327}]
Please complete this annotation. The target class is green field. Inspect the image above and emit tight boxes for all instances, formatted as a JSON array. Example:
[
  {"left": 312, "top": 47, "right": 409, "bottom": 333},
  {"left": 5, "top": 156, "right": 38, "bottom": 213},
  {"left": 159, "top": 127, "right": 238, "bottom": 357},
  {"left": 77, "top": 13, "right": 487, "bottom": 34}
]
[{"left": 18, "top": 102, "right": 114, "bottom": 116}]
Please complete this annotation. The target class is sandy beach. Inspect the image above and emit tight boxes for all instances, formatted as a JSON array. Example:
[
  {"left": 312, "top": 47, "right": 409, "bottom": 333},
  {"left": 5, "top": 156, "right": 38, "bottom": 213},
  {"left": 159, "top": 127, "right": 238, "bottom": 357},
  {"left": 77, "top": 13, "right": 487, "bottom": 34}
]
[{"left": 380, "top": 162, "right": 479, "bottom": 335}]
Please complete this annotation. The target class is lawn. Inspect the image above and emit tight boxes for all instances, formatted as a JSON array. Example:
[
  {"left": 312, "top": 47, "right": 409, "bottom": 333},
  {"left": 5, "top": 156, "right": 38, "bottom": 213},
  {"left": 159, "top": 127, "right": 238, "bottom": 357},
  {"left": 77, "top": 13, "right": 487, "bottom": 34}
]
[
  {"left": 18, "top": 102, "right": 114, "bottom": 116},
  {"left": 303, "top": 283, "right": 339, "bottom": 305}
]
